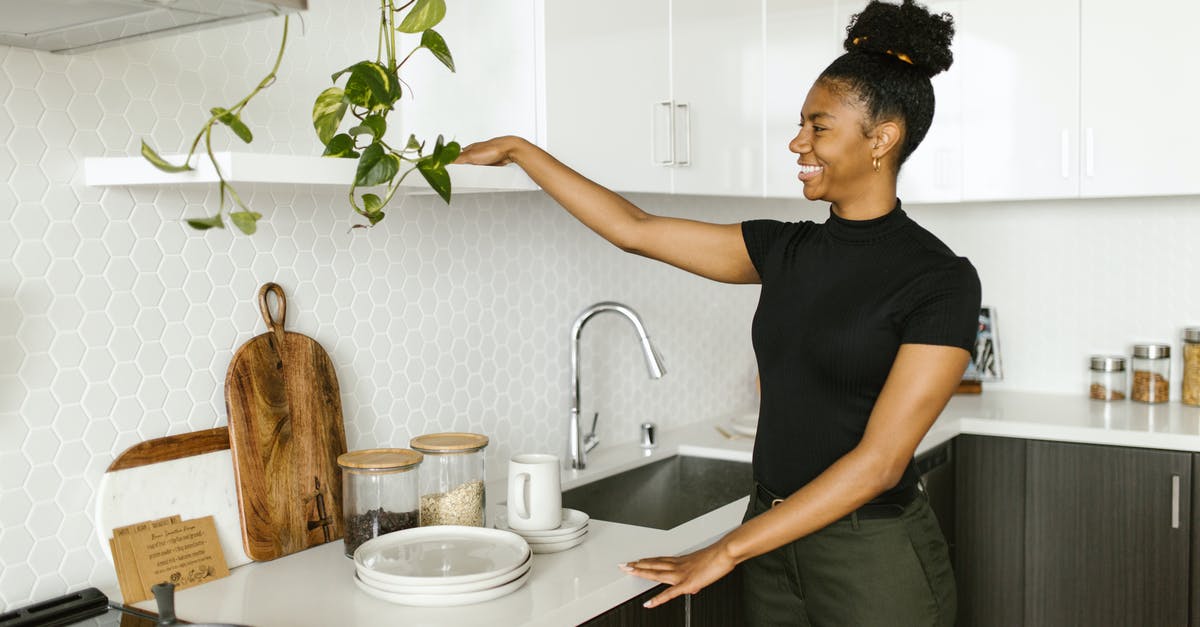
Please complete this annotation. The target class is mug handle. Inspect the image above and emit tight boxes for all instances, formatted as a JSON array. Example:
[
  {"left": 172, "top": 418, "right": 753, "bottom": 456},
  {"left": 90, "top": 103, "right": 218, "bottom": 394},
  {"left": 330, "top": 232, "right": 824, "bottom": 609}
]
[{"left": 510, "top": 472, "right": 530, "bottom": 519}]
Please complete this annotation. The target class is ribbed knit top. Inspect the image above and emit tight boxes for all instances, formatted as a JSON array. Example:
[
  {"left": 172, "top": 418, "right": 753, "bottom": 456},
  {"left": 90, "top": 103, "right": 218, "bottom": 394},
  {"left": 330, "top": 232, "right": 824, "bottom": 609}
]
[{"left": 742, "top": 201, "right": 980, "bottom": 500}]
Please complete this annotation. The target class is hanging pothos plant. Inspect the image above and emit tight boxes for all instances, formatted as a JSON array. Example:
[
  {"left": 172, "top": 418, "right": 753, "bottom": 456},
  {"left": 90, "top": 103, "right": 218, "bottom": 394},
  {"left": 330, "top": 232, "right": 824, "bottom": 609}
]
[{"left": 139, "top": 0, "right": 459, "bottom": 234}]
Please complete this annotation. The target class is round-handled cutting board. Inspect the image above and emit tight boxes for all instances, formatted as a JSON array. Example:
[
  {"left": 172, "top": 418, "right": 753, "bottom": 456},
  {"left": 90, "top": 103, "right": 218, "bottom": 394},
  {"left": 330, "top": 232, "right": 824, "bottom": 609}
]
[{"left": 224, "top": 283, "right": 348, "bottom": 561}]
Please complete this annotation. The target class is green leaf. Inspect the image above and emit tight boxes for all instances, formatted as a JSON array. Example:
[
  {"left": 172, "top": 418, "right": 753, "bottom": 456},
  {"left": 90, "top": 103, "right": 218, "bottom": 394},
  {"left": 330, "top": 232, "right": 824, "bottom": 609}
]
[
  {"left": 362, "top": 193, "right": 383, "bottom": 214},
  {"left": 140, "top": 141, "right": 193, "bottom": 173},
  {"left": 397, "top": 0, "right": 446, "bottom": 33},
  {"left": 322, "top": 133, "right": 359, "bottom": 158},
  {"left": 211, "top": 107, "right": 253, "bottom": 143},
  {"left": 406, "top": 134, "right": 422, "bottom": 152},
  {"left": 344, "top": 62, "right": 393, "bottom": 111},
  {"left": 437, "top": 141, "right": 461, "bottom": 167},
  {"left": 229, "top": 211, "right": 262, "bottom": 235},
  {"left": 348, "top": 114, "right": 386, "bottom": 140},
  {"left": 366, "top": 211, "right": 386, "bottom": 225},
  {"left": 420, "top": 29, "right": 455, "bottom": 72},
  {"left": 355, "top": 143, "right": 401, "bottom": 187},
  {"left": 417, "top": 158, "right": 452, "bottom": 204},
  {"left": 312, "top": 87, "right": 349, "bottom": 145},
  {"left": 186, "top": 215, "right": 225, "bottom": 230}
]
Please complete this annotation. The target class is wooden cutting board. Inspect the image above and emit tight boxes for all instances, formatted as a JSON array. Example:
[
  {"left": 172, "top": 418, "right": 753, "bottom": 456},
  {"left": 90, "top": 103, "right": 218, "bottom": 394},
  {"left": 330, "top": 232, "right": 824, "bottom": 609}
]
[
  {"left": 224, "top": 283, "right": 348, "bottom": 561},
  {"left": 96, "top": 427, "right": 253, "bottom": 568}
]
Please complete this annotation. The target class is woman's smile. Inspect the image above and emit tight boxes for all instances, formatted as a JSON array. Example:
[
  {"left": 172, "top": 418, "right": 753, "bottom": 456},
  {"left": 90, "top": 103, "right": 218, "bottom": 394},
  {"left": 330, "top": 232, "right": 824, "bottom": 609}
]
[{"left": 797, "top": 163, "right": 824, "bottom": 181}]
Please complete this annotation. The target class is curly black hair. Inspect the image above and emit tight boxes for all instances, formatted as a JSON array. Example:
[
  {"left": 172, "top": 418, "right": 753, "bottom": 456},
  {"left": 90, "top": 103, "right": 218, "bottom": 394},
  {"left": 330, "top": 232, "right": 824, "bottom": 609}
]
[{"left": 818, "top": 0, "right": 955, "bottom": 166}]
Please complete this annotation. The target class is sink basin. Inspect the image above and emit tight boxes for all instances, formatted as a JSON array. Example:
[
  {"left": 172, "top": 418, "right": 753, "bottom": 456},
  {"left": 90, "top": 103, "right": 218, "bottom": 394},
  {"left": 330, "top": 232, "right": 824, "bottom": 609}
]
[{"left": 561, "top": 455, "right": 752, "bottom": 530}]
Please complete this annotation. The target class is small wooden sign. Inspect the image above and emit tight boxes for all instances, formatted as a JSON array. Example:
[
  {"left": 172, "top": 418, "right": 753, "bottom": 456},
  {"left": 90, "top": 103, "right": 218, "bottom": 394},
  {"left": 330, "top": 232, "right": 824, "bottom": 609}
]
[{"left": 110, "top": 515, "right": 229, "bottom": 603}]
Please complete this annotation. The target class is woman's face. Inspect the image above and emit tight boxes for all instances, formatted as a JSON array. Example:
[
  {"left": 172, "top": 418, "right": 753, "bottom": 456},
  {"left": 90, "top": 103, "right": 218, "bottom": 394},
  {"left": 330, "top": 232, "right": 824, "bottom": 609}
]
[{"left": 788, "top": 80, "right": 879, "bottom": 204}]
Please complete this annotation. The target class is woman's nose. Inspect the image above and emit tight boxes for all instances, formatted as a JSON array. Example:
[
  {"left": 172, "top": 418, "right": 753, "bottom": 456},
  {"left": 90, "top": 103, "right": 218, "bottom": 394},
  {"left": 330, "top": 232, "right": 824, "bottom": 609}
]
[{"left": 789, "top": 131, "right": 809, "bottom": 155}]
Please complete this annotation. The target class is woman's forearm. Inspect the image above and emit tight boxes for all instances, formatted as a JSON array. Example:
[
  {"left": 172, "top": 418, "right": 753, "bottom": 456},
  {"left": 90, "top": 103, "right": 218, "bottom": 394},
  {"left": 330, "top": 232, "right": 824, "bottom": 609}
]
[
  {"left": 717, "top": 447, "right": 899, "bottom": 565},
  {"left": 501, "top": 136, "right": 651, "bottom": 251}
]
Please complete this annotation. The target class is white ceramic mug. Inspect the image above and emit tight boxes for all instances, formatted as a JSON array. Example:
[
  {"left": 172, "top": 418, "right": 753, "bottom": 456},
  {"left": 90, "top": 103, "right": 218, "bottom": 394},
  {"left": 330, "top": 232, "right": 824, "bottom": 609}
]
[{"left": 507, "top": 453, "right": 562, "bottom": 531}]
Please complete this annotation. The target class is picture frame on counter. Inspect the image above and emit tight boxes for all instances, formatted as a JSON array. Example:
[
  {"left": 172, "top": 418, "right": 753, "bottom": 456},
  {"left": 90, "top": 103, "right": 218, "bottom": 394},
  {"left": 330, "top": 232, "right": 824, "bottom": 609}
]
[{"left": 963, "top": 306, "right": 1003, "bottom": 382}]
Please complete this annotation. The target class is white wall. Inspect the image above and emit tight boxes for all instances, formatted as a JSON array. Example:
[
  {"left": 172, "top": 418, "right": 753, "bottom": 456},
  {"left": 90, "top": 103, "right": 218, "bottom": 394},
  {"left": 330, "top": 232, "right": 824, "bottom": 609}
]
[{"left": 1, "top": 0, "right": 1199, "bottom": 611}]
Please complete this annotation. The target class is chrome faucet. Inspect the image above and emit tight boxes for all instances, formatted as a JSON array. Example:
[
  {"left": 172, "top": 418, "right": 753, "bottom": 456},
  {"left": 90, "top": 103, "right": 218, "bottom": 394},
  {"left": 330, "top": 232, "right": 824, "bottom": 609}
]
[{"left": 569, "top": 302, "right": 666, "bottom": 470}]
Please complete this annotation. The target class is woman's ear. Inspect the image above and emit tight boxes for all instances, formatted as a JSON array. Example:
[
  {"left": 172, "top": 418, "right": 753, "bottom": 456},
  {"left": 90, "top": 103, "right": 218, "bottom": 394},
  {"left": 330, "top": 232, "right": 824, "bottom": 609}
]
[{"left": 870, "top": 120, "right": 903, "bottom": 160}]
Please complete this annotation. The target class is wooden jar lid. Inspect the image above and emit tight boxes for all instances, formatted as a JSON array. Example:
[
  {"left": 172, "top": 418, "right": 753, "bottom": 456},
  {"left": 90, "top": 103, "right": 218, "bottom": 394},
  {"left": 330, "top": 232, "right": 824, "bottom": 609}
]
[
  {"left": 337, "top": 448, "right": 423, "bottom": 471},
  {"left": 409, "top": 432, "right": 489, "bottom": 453}
]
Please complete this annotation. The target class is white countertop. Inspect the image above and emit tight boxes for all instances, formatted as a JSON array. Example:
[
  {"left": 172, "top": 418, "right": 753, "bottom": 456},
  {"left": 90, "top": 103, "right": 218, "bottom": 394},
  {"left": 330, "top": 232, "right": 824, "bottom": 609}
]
[{"left": 110, "top": 390, "right": 1200, "bottom": 626}]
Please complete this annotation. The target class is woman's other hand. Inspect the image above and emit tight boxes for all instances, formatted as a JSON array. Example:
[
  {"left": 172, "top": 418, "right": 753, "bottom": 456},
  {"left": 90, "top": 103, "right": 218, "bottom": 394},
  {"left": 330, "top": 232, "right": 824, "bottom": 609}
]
[
  {"left": 619, "top": 541, "right": 737, "bottom": 608},
  {"left": 454, "top": 136, "right": 525, "bottom": 166}
]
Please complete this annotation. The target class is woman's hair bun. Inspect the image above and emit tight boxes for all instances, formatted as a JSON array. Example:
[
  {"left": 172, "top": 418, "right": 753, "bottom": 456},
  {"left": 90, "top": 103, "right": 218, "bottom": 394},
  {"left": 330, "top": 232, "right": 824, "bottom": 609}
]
[{"left": 843, "top": 0, "right": 955, "bottom": 78}]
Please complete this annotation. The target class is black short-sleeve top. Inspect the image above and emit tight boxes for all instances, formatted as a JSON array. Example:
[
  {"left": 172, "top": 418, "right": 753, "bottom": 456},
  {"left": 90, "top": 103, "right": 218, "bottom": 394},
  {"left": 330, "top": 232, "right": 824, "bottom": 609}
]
[{"left": 742, "top": 201, "right": 981, "bottom": 500}]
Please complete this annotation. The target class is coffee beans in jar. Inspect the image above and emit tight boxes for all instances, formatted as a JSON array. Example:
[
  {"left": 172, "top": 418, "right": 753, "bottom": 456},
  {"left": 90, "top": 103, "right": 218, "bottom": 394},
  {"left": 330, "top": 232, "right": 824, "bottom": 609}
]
[
  {"left": 337, "top": 448, "right": 423, "bottom": 557},
  {"left": 1183, "top": 328, "right": 1200, "bottom": 407},
  {"left": 1131, "top": 344, "right": 1170, "bottom": 404},
  {"left": 1088, "top": 355, "right": 1126, "bottom": 401}
]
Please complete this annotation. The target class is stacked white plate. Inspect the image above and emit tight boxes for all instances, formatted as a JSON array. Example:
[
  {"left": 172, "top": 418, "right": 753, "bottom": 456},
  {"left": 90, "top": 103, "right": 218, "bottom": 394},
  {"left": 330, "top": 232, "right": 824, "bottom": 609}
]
[
  {"left": 353, "top": 526, "right": 532, "bottom": 607},
  {"left": 493, "top": 508, "right": 590, "bottom": 554},
  {"left": 729, "top": 412, "right": 758, "bottom": 437}
]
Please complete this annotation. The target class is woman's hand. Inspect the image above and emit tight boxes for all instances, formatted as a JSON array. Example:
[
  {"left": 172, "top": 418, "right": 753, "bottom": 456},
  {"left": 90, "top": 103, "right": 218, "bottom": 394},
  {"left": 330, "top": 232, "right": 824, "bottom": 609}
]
[
  {"left": 454, "top": 136, "right": 524, "bottom": 166},
  {"left": 619, "top": 541, "right": 737, "bottom": 608}
]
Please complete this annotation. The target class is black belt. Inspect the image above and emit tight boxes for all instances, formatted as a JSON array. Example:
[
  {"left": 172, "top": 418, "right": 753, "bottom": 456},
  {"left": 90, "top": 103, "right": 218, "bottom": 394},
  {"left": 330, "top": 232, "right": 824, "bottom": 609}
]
[{"left": 755, "top": 482, "right": 920, "bottom": 521}]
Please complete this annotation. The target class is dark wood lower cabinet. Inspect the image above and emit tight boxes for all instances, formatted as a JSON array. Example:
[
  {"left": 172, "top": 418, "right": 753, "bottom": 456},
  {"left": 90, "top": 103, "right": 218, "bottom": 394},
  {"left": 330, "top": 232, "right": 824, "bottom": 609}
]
[
  {"left": 1024, "top": 440, "right": 1191, "bottom": 627},
  {"left": 579, "top": 569, "right": 744, "bottom": 627},
  {"left": 956, "top": 435, "right": 1026, "bottom": 627}
]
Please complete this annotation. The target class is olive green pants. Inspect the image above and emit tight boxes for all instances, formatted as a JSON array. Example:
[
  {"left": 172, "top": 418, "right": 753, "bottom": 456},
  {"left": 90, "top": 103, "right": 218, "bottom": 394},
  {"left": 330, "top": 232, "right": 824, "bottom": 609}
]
[{"left": 739, "top": 486, "right": 956, "bottom": 627}]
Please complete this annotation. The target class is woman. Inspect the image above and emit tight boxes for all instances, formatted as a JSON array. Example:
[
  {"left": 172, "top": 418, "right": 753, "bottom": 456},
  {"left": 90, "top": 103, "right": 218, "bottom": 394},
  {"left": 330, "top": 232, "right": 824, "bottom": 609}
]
[{"left": 456, "top": 1, "right": 975, "bottom": 624}]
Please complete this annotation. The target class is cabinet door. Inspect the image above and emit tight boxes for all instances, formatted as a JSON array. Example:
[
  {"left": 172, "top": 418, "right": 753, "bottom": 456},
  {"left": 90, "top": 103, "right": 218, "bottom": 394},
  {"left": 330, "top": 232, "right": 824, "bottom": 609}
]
[
  {"left": 762, "top": 0, "right": 841, "bottom": 199},
  {"left": 689, "top": 567, "right": 745, "bottom": 627},
  {"left": 1079, "top": 0, "right": 1200, "bottom": 198},
  {"left": 398, "top": 0, "right": 538, "bottom": 149},
  {"left": 670, "top": 0, "right": 763, "bottom": 196},
  {"left": 895, "top": 0, "right": 962, "bottom": 204},
  {"left": 958, "top": 0, "right": 1080, "bottom": 201},
  {"left": 1025, "top": 440, "right": 1191, "bottom": 627},
  {"left": 955, "top": 435, "right": 1026, "bottom": 627},
  {"left": 541, "top": 0, "right": 672, "bottom": 193}
]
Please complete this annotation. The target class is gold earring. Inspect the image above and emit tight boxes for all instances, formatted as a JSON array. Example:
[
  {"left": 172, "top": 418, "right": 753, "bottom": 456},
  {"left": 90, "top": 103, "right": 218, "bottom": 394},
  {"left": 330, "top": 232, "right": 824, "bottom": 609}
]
[{"left": 873, "top": 157, "right": 881, "bottom": 172}]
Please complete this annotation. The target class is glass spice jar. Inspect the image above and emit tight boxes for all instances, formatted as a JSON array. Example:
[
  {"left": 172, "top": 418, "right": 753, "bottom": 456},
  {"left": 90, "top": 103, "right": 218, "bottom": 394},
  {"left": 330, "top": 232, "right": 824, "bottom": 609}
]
[
  {"left": 1131, "top": 344, "right": 1171, "bottom": 404},
  {"left": 1183, "top": 328, "right": 1200, "bottom": 407},
  {"left": 1088, "top": 355, "right": 1127, "bottom": 402},
  {"left": 337, "top": 448, "right": 423, "bottom": 558},
  {"left": 410, "top": 432, "right": 489, "bottom": 527}
]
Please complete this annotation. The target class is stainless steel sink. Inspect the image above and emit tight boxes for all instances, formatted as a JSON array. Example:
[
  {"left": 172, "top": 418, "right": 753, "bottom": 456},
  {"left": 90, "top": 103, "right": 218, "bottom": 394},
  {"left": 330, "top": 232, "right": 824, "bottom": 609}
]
[{"left": 561, "top": 455, "right": 752, "bottom": 530}]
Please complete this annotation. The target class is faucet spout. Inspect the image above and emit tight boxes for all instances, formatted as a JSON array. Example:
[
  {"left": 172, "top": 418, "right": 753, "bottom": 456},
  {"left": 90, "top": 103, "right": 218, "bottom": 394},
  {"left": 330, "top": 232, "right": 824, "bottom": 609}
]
[{"left": 569, "top": 302, "right": 666, "bottom": 470}]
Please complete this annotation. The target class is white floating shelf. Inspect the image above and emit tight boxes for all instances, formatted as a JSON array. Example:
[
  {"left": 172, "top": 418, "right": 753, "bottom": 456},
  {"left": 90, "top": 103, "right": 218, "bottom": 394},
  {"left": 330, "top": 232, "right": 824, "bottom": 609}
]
[{"left": 83, "top": 152, "right": 538, "bottom": 195}]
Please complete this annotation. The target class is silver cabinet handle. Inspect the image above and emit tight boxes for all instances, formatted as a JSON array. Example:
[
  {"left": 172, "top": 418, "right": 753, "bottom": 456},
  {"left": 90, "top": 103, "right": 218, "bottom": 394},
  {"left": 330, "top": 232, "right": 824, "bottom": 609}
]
[
  {"left": 675, "top": 102, "right": 691, "bottom": 166},
  {"left": 1171, "top": 474, "right": 1181, "bottom": 529},
  {"left": 652, "top": 100, "right": 674, "bottom": 165}
]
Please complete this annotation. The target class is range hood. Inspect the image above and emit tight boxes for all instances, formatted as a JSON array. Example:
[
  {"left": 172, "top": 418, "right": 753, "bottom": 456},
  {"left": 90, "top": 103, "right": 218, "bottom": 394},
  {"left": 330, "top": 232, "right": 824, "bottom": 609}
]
[{"left": 0, "top": 0, "right": 306, "bottom": 54}]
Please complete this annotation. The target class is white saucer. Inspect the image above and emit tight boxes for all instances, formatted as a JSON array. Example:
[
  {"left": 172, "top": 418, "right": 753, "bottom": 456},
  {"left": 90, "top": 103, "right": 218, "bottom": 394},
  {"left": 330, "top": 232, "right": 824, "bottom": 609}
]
[
  {"left": 354, "top": 567, "right": 531, "bottom": 607},
  {"left": 357, "top": 551, "right": 532, "bottom": 594},
  {"left": 522, "top": 525, "right": 587, "bottom": 545},
  {"left": 730, "top": 412, "right": 758, "bottom": 437},
  {"left": 494, "top": 508, "right": 590, "bottom": 538},
  {"left": 354, "top": 526, "right": 530, "bottom": 586},
  {"left": 529, "top": 530, "right": 587, "bottom": 554}
]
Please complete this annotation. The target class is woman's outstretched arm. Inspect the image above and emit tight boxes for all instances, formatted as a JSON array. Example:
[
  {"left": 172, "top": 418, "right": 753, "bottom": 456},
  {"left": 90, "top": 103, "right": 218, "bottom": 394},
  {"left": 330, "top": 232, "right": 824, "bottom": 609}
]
[{"left": 455, "top": 136, "right": 760, "bottom": 285}]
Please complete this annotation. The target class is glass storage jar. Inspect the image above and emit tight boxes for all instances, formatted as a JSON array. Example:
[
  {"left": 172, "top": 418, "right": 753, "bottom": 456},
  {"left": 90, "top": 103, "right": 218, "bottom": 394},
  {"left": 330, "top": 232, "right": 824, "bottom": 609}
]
[
  {"left": 1089, "top": 355, "right": 1127, "bottom": 401},
  {"left": 1131, "top": 344, "right": 1171, "bottom": 404},
  {"left": 1183, "top": 328, "right": 1200, "bottom": 407},
  {"left": 337, "top": 448, "right": 423, "bottom": 557},
  {"left": 410, "top": 432, "right": 489, "bottom": 527}
]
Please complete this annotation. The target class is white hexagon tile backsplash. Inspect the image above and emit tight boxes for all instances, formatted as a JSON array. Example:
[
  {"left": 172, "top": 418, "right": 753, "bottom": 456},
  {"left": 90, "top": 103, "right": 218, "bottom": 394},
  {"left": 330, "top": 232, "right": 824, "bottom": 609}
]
[{"left": 0, "top": 1, "right": 783, "bottom": 608}]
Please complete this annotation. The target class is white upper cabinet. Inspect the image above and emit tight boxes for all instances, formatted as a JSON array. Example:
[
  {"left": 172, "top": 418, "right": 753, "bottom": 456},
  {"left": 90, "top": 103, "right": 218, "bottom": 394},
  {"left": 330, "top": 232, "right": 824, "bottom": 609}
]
[
  {"left": 892, "top": 0, "right": 963, "bottom": 204},
  {"left": 398, "top": 0, "right": 539, "bottom": 154},
  {"left": 540, "top": 0, "right": 672, "bottom": 193},
  {"left": 763, "top": 0, "right": 841, "bottom": 199},
  {"left": 670, "top": 0, "right": 763, "bottom": 196},
  {"left": 1079, "top": 0, "right": 1200, "bottom": 198},
  {"left": 958, "top": 0, "right": 1080, "bottom": 201}
]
